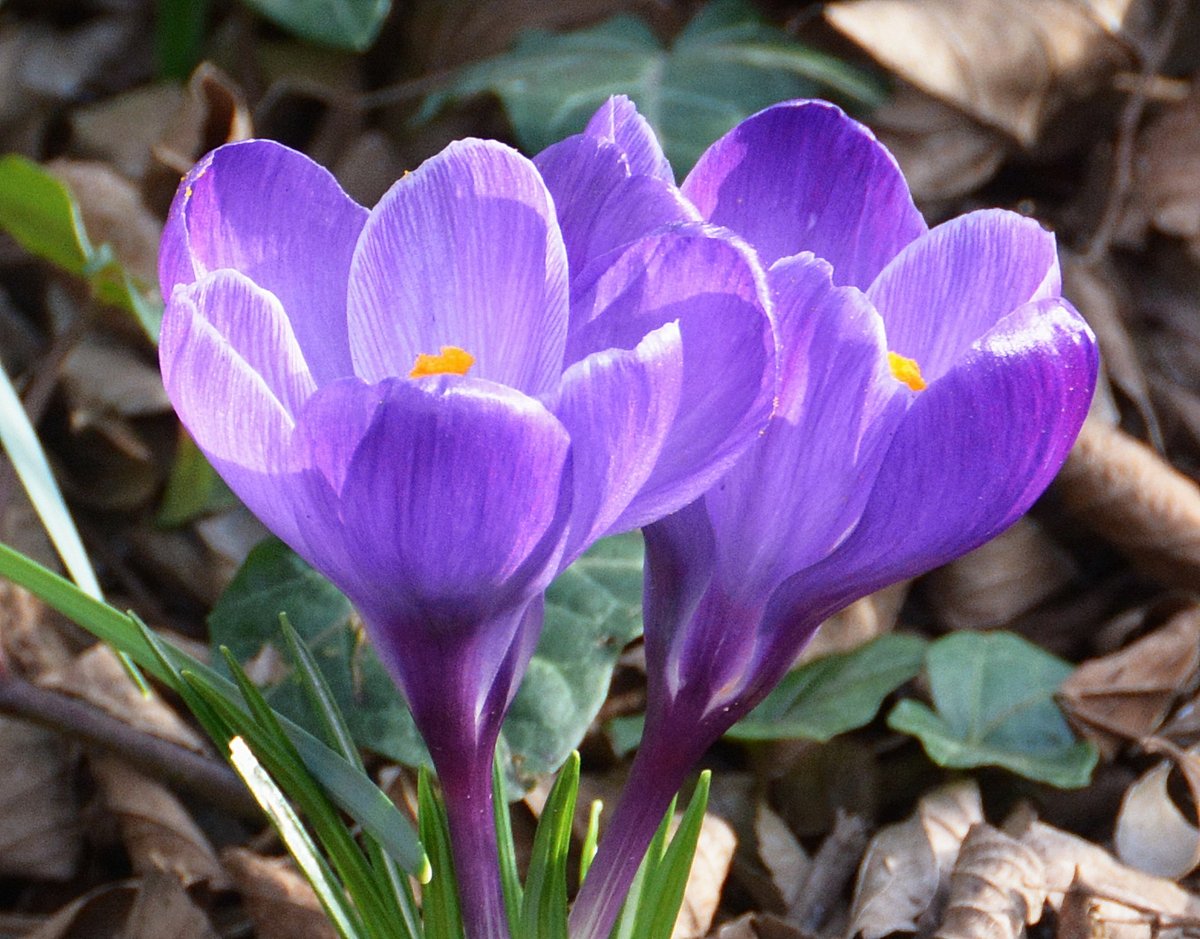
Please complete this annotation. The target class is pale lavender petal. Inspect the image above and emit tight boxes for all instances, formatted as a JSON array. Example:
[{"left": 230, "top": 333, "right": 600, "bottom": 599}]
[
  {"left": 583, "top": 95, "right": 674, "bottom": 183},
  {"left": 772, "top": 297, "right": 1098, "bottom": 623},
  {"left": 535, "top": 135, "right": 696, "bottom": 276},
  {"left": 158, "top": 140, "right": 368, "bottom": 384},
  {"left": 336, "top": 376, "right": 572, "bottom": 612},
  {"left": 555, "top": 322, "right": 684, "bottom": 563},
  {"left": 159, "top": 271, "right": 316, "bottom": 549},
  {"left": 868, "top": 209, "right": 1061, "bottom": 381},
  {"left": 681, "top": 100, "right": 926, "bottom": 287},
  {"left": 705, "top": 255, "right": 908, "bottom": 599},
  {"left": 569, "top": 227, "right": 776, "bottom": 531},
  {"left": 348, "top": 140, "right": 568, "bottom": 397}
]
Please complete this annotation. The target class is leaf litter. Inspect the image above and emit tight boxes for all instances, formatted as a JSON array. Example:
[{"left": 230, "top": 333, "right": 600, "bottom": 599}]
[{"left": 4, "top": 0, "right": 1200, "bottom": 934}]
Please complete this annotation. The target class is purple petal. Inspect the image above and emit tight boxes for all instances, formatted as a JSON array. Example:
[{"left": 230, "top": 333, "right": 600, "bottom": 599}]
[
  {"left": 773, "top": 297, "right": 1098, "bottom": 623},
  {"left": 335, "top": 376, "right": 572, "bottom": 614},
  {"left": 159, "top": 271, "right": 317, "bottom": 549},
  {"left": 681, "top": 100, "right": 926, "bottom": 287},
  {"left": 555, "top": 322, "right": 685, "bottom": 563},
  {"left": 583, "top": 95, "right": 674, "bottom": 183},
  {"left": 568, "top": 227, "right": 777, "bottom": 531},
  {"left": 535, "top": 135, "right": 697, "bottom": 277},
  {"left": 158, "top": 140, "right": 368, "bottom": 384},
  {"left": 348, "top": 140, "right": 568, "bottom": 397},
  {"left": 705, "top": 255, "right": 908, "bottom": 598},
  {"left": 868, "top": 209, "right": 1061, "bottom": 381}
]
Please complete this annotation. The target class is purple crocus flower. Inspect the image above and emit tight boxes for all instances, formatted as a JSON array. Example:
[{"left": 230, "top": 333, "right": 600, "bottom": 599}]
[
  {"left": 158, "top": 137, "right": 776, "bottom": 938},
  {"left": 543, "top": 99, "right": 1099, "bottom": 939}
]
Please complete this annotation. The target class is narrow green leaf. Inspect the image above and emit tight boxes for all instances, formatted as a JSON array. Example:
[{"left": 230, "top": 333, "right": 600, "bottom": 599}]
[
  {"left": 633, "top": 772, "right": 711, "bottom": 939},
  {"left": 238, "top": 0, "right": 391, "bottom": 51},
  {"left": 493, "top": 758, "right": 523, "bottom": 936},
  {"left": 0, "top": 542, "right": 428, "bottom": 877},
  {"left": 886, "top": 631, "right": 1098, "bottom": 788},
  {"left": 280, "top": 614, "right": 363, "bottom": 769},
  {"left": 579, "top": 799, "right": 603, "bottom": 888},
  {"left": 229, "top": 737, "right": 364, "bottom": 939},
  {"left": 607, "top": 802, "right": 674, "bottom": 939},
  {"left": 156, "top": 0, "right": 208, "bottom": 79},
  {"left": 418, "top": 768, "right": 465, "bottom": 939},
  {"left": 729, "top": 634, "right": 928, "bottom": 741},
  {"left": 520, "top": 752, "right": 578, "bottom": 939}
]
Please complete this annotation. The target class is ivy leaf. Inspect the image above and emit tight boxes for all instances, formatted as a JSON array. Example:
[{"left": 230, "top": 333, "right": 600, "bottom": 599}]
[
  {"left": 210, "top": 534, "right": 645, "bottom": 788},
  {"left": 886, "top": 631, "right": 1098, "bottom": 788},
  {"left": 420, "top": 0, "right": 884, "bottom": 173},
  {"left": 238, "top": 0, "right": 391, "bottom": 51},
  {"left": 728, "top": 634, "right": 927, "bottom": 742}
]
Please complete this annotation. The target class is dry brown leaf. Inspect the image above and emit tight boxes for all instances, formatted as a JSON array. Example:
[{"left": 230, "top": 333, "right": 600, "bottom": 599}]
[
  {"left": 869, "top": 82, "right": 1009, "bottom": 202},
  {"left": 40, "top": 644, "right": 204, "bottom": 752},
  {"left": 674, "top": 813, "right": 737, "bottom": 938},
  {"left": 924, "top": 518, "right": 1077, "bottom": 630},
  {"left": 69, "top": 83, "right": 185, "bottom": 181},
  {"left": 0, "top": 716, "right": 80, "bottom": 881},
  {"left": 91, "top": 755, "right": 228, "bottom": 889},
  {"left": 935, "top": 823, "right": 1046, "bottom": 939},
  {"left": 1114, "top": 756, "right": 1200, "bottom": 878},
  {"left": 47, "top": 159, "right": 162, "bottom": 286},
  {"left": 847, "top": 812, "right": 938, "bottom": 938},
  {"left": 920, "top": 781, "right": 986, "bottom": 878},
  {"left": 23, "top": 882, "right": 138, "bottom": 939},
  {"left": 59, "top": 336, "right": 170, "bottom": 420},
  {"left": 0, "top": 581, "right": 74, "bottom": 679},
  {"left": 223, "top": 848, "right": 339, "bottom": 939},
  {"left": 1125, "top": 80, "right": 1200, "bottom": 254},
  {"left": 1059, "top": 606, "right": 1200, "bottom": 757},
  {"left": 1055, "top": 416, "right": 1200, "bottom": 588},
  {"left": 1014, "top": 818, "right": 1200, "bottom": 921},
  {"left": 122, "top": 870, "right": 218, "bottom": 939},
  {"left": 825, "top": 0, "right": 1137, "bottom": 145},
  {"left": 800, "top": 582, "right": 908, "bottom": 663},
  {"left": 754, "top": 802, "right": 809, "bottom": 912},
  {"left": 714, "top": 913, "right": 806, "bottom": 939},
  {"left": 788, "top": 811, "right": 869, "bottom": 931},
  {"left": 151, "top": 62, "right": 252, "bottom": 178}
]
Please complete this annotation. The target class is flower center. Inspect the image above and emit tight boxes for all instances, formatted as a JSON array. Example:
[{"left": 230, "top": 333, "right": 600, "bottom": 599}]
[
  {"left": 887, "top": 351, "right": 926, "bottom": 392},
  {"left": 409, "top": 345, "right": 475, "bottom": 378}
]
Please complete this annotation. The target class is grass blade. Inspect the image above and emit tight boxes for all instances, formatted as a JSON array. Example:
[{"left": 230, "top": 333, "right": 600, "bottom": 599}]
[
  {"left": 520, "top": 752, "right": 578, "bottom": 939},
  {"left": 418, "top": 768, "right": 465, "bottom": 939}
]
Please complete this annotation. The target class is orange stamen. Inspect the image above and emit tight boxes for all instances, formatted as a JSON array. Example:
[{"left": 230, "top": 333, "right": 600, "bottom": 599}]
[
  {"left": 409, "top": 345, "right": 475, "bottom": 378},
  {"left": 888, "top": 351, "right": 927, "bottom": 392}
]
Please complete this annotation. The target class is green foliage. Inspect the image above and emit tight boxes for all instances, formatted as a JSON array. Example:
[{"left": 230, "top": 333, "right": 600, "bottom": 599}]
[
  {"left": 421, "top": 0, "right": 884, "bottom": 174},
  {"left": 887, "top": 631, "right": 1098, "bottom": 788},
  {"left": 238, "top": 0, "right": 391, "bottom": 51},
  {"left": 0, "top": 155, "right": 162, "bottom": 339},
  {"left": 729, "top": 634, "right": 928, "bottom": 742},
  {"left": 210, "top": 533, "right": 645, "bottom": 788},
  {"left": 156, "top": 430, "right": 238, "bottom": 526}
]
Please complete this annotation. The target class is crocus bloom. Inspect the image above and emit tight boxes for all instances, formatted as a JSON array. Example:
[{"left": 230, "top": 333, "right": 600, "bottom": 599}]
[
  {"left": 543, "top": 99, "right": 1099, "bottom": 939},
  {"left": 158, "top": 137, "right": 776, "bottom": 938}
]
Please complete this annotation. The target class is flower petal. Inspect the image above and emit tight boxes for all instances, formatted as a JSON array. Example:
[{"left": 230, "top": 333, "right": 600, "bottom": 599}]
[
  {"left": 535, "top": 135, "right": 697, "bottom": 276},
  {"left": 159, "top": 270, "right": 318, "bottom": 550},
  {"left": 867, "top": 209, "right": 1061, "bottom": 381},
  {"left": 681, "top": 100, "right": 926, "bottom": 287},
  {"left": 583, "top": 95, "right": 675, "bottom": 183},
  {"left": 569, "top": 226, "right": 776, "bottom": 531},
  {"left": 348, "top": 140, "right": 569, "bottom": 397},
  {"left": 555, "top": 322, "right": 684, "bottom": 563},
  {"left": 705, "top": 255, "right": 908, "bottom": 599},
  {"left": 158, "top": 140, "right": 368, "bottom": 384},
  {"left": 336, "top": 376, "right": 573, "bottom": 615},
  {"left": 773, "top": 297, "right": 1098, "bottom": 623}
]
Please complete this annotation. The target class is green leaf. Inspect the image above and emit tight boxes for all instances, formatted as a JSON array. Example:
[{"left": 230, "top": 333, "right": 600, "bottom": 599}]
[
  {"left": 729, "top": 634, "right": 927, "bottom": 742},
  {"left": 418, "top": 768, "right": 464, "bottom": 939},
  {"left": 229, "top": 737, "right": 365, "bottom": 939},
  {"left": 157, "top": 431, "right": 237, "bottom": 527},
  {"left": 633, "top": 772, "right": 711, "bottom": 939},
  {"left": 886, "top": 631, "right": 1098, "bottom": 789},
  {"left": 210, "top": 533, "right": 646, "bottom": 788},
  {"left": 0, "top": 155, "right": 163, "bottom": 339},
  {"left": 519, "top": 752, "right": 578, "bottom": 939},
  {"left": 420, "top": 0, "right": 885, "bottom": 173},
  {"left": 238, "top": 0, "right": 391, "bottom": 51}
]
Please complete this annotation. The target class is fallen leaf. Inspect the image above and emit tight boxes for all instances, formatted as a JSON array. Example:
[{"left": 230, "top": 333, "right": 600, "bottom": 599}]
[
  {"left": 825, "top": 0, "right": 1138, "bottom": 145},
  {"left": 754, "top": 802, "right": 809, "bottom": 912},
  {"left": 223, "top": 848, "right": 339, "bottom": 939},
  {"left": 920, "top": 781, "right": 985, "bottom": 878},
  {"left": 1125, "top": 80, "right": 1200, "bottom": 255},
  {"left": 1114, "top": 755, "right": 1200, "bottom": 878},
  {"left": 847, "top": 811, "right": 939, "bottom": 938},
  {"left": 23, "top": 882, "right": 138, "bottom": 939},
  {"left": 122, "top": 870, "right": 219, "bottom": 939},
  {"left": 935, "top": 823, "right": 1046, "bottom": 939},
  {"left": 0, "top": 716, "right": 80, "bottom": 881},
  {"left": 1059, "top": 606, "right": 1200, "bottom": 757},
  {"left": 788, "top": 811, "right": 869, "bottom": 931},
  {"left": 674, "top": 812, "right": 737, "bottom": 938},
  {"left": 91, "top": 755, "right": 229, "bottom": 889},
  {"left": 715, "top": 913, "right": 806, "bottom": 938},
  {"left": 800, "top": 581, "right": 909, "bottom": 662},
  {"left": 1056, "top": 416, "right": 1200, "bottom": 589},
  {"left": 69, "top": 83, "right": 185, "bottom": 181},
  {"left": 924, "top": 518, "right": 1078, "bottom": 631}
]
